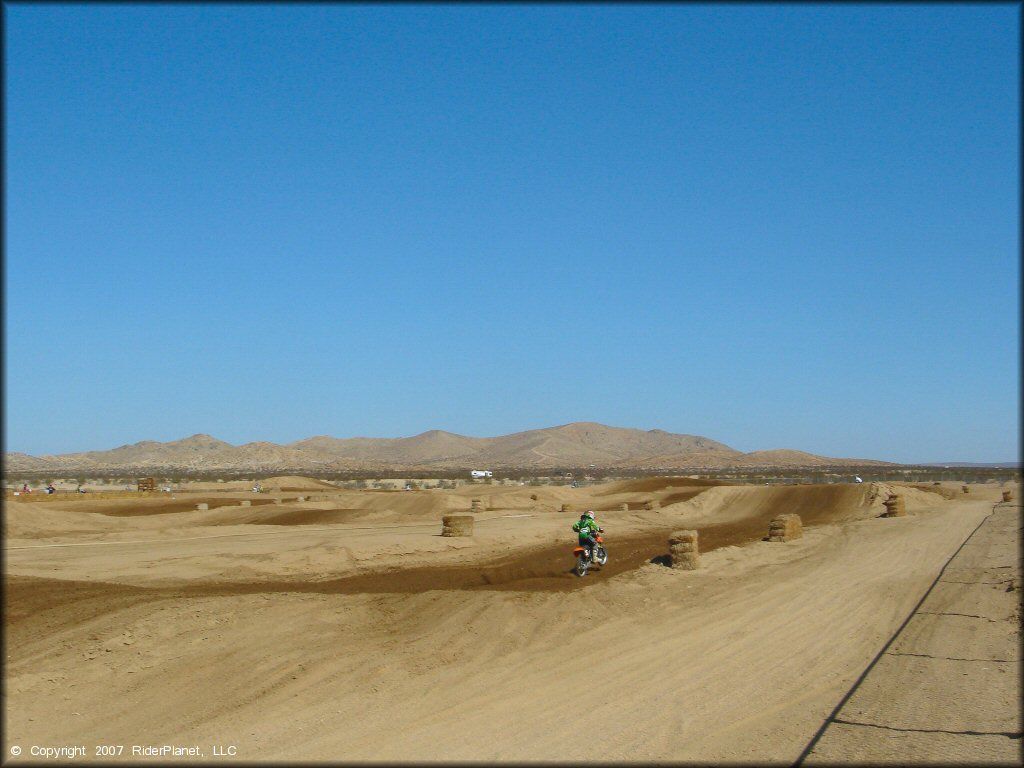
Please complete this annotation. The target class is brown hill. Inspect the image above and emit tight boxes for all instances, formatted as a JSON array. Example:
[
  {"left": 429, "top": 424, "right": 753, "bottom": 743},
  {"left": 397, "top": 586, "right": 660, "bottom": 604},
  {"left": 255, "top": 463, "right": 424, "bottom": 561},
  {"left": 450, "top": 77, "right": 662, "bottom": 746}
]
[
  {"left": 734, "top": 449, "right": 870, "bottom": 467},
  {"left": 3, "top": 422, "right": 896, "bottom": 473},
  {"left": 60, "top": 434, "right": 234, "bottom": 467},
  {"left": 476, "top": 422, "right": 739, "bottom": 467},
  {"left": 292, "top": 422, "right": 741, "bottom": 468},
  {"left": 291, "top": 430, "right": 482, "bottom": 464}
]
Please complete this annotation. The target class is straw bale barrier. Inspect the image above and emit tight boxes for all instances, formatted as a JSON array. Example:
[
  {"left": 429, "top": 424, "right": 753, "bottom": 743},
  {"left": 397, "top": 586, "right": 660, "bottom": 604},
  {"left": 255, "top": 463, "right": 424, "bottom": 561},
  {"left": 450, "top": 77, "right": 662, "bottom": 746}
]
[
  {"left": 470, "top": 498, "right": 484, "bottom": 512},
  {"left": 643, "top": 500, "right": 660, "bottom": 511},
  {"left": 1002, "top": 490, "right": 1014, "bottom": 502},
  {"left": 239, "top": 500, "right": 251, "bottom": 507},
  {"left": 560, "top": 503, "right": 573, "bottom": 514},
  {"left": 961, "top": 485, "right": 970, "bottom": 494},
  {"left": 767, "top": 513, "right": 802, "bottom": 542},
  {"left": 196, "top": 503, "right": 209, "bottom": 511},
  {"left": 882, "top": 494, "right": 906, "bottom": 518},
  {"left": 669, "top": 530, "right": 700, "bottom": 570},
  {"left": 621, "top": 503, "right": 629, "bottom": 512},
  {"left": 441, "top": 514, "right": 474, "bottom": 537}
]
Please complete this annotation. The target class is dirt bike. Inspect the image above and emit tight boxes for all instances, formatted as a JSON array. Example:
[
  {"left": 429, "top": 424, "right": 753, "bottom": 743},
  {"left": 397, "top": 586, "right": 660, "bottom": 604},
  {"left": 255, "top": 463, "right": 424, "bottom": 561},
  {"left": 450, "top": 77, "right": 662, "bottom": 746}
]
[{"left": 573, "top": 531, "right": 607, "bottom": 577}]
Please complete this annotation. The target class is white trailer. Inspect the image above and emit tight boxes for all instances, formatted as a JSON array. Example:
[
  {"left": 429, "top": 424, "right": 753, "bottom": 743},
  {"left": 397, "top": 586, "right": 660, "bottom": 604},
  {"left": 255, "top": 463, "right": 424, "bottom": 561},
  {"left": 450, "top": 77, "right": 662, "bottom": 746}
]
[{"left": 470, "top": 470, "right": 493, "bottom": 479}]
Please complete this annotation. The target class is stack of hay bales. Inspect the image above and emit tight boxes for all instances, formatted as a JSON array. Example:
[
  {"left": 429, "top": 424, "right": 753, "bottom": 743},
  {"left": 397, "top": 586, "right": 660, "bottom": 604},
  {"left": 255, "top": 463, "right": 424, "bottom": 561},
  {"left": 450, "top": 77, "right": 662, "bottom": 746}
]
[
  {"left": 669, "top": 530, "right": 700, "bottom": 570},
  {"left": 196, "top": 503, "right": 209, "bottom": 511},
  {"left": 620, "top": 503, "right": 629, "bottom": 512},
  {"left": 767, "top": 513, "right": 802, "bottom": 542},
  {"left": 961, "top": 485, "right": 970, "bottom": 494},
  {"left": 1002, "top": 490, "right": 1014, "bottom": 502},
  {"left": 470, "top": 498, "right": 484, "bottom": 513},
  {"left": 560, "top": 503, "right": 573, "bottom": 514},
  {"left": 239, "top": 500, "right": 251, "bottom": 507},
  {"left": 882, "top": 494, "right": 906, "bottom": 517},
  {"left": 441, "top": 515, "right": 474, "bottom": 537},
  {"left": 643, "top": 500, "right": 660, "bottom": 511}
]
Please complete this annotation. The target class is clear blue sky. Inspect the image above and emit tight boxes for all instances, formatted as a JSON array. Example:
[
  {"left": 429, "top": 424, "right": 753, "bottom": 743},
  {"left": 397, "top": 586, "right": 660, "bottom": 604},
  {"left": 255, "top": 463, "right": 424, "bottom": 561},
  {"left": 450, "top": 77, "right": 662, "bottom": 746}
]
[{"left": 4, "top": 4, "right": 1020, "bottom": 463}]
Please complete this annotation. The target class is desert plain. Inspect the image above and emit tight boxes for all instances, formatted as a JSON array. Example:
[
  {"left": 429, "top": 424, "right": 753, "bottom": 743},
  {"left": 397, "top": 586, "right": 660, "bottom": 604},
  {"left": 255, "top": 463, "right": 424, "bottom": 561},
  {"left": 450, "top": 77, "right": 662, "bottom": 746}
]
[{"left": 3, "top": 475, "right": 1021, "bottom": 763}]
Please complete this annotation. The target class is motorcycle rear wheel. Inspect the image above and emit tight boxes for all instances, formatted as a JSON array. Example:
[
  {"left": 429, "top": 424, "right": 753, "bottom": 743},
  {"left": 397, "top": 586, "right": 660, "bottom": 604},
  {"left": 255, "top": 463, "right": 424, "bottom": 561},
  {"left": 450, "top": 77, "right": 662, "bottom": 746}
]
[{"left": 575, "top": 554, "right": 589, "bottom": 577}]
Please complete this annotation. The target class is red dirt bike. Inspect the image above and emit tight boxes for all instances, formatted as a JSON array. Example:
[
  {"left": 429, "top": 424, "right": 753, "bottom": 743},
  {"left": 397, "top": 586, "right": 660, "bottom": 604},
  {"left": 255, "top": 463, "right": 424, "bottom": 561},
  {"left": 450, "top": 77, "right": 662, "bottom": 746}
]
[{"left": 573, "top": 531, "right": 608, "bottom": 577}]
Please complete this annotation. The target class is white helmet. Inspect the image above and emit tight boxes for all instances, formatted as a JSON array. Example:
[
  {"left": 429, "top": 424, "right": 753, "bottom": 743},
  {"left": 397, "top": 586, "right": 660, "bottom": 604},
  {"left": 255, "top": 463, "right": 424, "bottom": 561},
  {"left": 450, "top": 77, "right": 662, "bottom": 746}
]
[{"left": 584, "top": 510, "right": 595, "bottom": 520}]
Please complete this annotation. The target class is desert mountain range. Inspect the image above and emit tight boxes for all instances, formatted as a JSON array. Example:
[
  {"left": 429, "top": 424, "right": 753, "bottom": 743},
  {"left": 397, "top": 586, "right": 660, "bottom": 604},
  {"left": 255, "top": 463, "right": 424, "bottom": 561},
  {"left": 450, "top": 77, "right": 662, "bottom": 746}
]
[{"left": 4, "top": 422, "right": 893, "bottom": 473}]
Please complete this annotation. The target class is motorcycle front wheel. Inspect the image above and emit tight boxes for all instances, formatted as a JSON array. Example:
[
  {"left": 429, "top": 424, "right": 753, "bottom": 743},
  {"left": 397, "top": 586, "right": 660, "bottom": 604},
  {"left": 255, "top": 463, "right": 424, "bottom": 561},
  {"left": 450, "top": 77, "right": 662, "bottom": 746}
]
[
  {"left": 575, "top": 554, "right": 589, "bottom": 577},
  {"left": 595, "top": 547, "right": 608, "bottom": 566}
]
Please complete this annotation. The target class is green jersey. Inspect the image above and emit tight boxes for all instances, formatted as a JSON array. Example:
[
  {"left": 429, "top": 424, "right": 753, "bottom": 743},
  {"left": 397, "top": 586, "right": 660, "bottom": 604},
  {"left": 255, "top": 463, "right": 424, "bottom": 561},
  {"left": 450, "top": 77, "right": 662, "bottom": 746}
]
[{"left": 572, "top": 518, "right": 600, "bottom": 540}]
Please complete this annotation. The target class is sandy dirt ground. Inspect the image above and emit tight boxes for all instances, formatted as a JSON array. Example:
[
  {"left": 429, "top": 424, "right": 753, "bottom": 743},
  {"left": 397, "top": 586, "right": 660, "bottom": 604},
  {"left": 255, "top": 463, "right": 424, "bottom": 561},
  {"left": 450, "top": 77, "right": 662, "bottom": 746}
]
[
  {"left": 802, "top": 498, "right": 1021, "bottom": 764},
  {"left": 3, "top": 477, "right": 1019, "bottom": 763}
]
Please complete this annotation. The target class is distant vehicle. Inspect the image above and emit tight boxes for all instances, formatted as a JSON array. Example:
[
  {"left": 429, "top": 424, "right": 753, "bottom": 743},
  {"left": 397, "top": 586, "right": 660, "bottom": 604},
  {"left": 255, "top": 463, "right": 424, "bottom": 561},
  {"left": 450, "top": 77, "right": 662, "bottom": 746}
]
[
  {"left": 854, "top": 476, "right": 863, "bottom": 483},
  {"left": 470, "top": 470, "right": 492, "bottom": 479}
]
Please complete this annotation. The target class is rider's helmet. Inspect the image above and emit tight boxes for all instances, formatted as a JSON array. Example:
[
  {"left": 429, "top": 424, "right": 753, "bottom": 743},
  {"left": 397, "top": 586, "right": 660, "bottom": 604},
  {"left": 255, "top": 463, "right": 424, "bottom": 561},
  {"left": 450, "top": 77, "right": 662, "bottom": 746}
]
[{"left": 583, "top": 510, "right": 595, "bottom": 520}]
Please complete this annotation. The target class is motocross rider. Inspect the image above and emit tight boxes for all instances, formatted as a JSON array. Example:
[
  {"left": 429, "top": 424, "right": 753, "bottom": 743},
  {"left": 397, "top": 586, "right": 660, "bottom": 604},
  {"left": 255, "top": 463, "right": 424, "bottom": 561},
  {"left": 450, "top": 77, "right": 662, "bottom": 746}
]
[{"left": 572, "top": 510, "right": 603, "bottom": 559}]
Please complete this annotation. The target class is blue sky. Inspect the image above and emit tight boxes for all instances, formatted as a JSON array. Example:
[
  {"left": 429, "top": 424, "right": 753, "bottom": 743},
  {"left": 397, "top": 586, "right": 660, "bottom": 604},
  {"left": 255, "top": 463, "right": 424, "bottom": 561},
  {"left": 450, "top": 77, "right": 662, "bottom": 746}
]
[{"left": 4, "top": 4, "right": 1020, "bottom": 463}]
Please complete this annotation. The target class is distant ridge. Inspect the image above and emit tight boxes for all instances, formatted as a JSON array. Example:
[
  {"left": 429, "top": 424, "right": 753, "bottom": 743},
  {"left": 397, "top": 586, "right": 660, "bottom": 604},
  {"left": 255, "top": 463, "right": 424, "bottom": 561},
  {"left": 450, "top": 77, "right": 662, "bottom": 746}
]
[
  {"left": 4, "top": 422, "right": 898, "bottom": 473},
  {"left": 915, "top": 461, "right": 1020, "bottom": 468}
]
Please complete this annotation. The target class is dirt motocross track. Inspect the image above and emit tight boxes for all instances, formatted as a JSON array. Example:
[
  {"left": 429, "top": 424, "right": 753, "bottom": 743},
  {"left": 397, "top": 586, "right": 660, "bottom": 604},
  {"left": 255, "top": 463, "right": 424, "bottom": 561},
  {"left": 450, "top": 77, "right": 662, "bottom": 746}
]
[{"left": 4, "top": 478, "right": 1019, "bottom": 762}]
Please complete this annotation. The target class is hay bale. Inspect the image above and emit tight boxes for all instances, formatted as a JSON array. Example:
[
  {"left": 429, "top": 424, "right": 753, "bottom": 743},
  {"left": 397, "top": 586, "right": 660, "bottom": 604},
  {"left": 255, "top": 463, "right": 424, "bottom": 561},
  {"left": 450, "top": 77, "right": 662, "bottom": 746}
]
[
  {"left": 239, "top": 500, "right": 251, "bottom": 507},
  {"left": 560, "top": 503, "right": 573, "bottom": 514},
  {"left": 470, "top": 498, "right": 484, "bottom": 512},
  {"left": 882, "top": 494, "right": 906, "bottom": 517},
  {"left": 672, "top": 553, "right": 700, "bottom": 570},
  {"left": 441, "top": 514, "right": 474, "bottom": 537},
  {"left": 767, "top": 513, "right": 802, "bottom": 542},
  {"left": 669, "top": 530, "right": 700, "bottom": 570},
  {"left": 1002, "top": 490, "right": 1014, "bottom": 502},
  {"left": 961, "top": 485, "right": 970, "bottom": 494},
  {"left": 643, "top": 499, "right": 660, "bottom": 511},
  {"left": 621, "top": 503, "right": 629, "bottom": 512},
  {"left": 669, "top": 530, "right": 698, "bottom": 545},
  {"left": 196, "top": 503, "right": 209, "bottom": 511}
]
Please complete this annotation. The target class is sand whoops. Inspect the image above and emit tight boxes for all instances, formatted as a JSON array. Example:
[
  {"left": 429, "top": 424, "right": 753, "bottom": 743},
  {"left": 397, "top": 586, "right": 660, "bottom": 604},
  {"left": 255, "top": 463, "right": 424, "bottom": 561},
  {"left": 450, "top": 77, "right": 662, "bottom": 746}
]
[{"left": 3, "top": 477, "right": 1019, "bottom": 762}]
